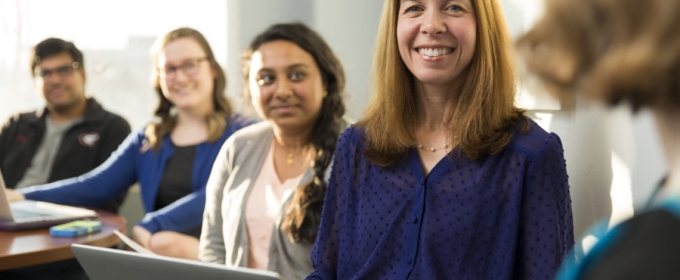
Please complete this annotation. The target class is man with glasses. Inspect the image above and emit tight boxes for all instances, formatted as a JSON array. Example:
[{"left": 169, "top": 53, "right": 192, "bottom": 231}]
[{"left": 0, "top": 38, "right": 131, "bottom": 215}]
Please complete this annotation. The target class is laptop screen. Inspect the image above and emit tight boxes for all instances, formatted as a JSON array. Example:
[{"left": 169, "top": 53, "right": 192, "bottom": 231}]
[
  {"left": 0, "top": 169, "right": 14, "bottom": 222},
  {"left": 0, "top": 168, "right": 97, "bottom": 231},
  {"left": 72, "top": 244, "right": 281, "bottom": 280}
]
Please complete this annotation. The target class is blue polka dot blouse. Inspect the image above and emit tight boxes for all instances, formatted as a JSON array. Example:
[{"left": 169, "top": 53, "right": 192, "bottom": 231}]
[{"left": 307, "top": 120, "right": 574, "bottom": 280}]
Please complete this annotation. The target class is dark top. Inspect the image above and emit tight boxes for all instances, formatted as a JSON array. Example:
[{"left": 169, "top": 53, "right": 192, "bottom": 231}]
[
  {"left": 308, "top": 119, "right": 574, "bottom": 280},
  {"left": 155, "top": 143, "right": 201, "bottom": 238},
  {"left": 0, "top": 98, "right": 131, "bottom": 213},
  {"left": 155, "top": 144, "right": 197, "bottom": 211},
  {"left": 580, "top": 208, "right": 680, "bottom": 280},
  {"left": 557, "top": 177, "right": 680, "bottom": 280}
]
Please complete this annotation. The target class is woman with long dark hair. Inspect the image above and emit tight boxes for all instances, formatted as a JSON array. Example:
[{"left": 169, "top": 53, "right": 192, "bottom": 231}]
[{"left": 198, "top": 22, "right": 349, "bottom": 279}]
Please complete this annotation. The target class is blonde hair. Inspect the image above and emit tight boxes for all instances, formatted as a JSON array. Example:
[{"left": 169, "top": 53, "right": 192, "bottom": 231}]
[
  {"left": 517, "top": 0, "right": 680, "bottom": 112},
  {"left": 358, "top": 0, "right": 527, "bottom": 165},
  {"left": 145, "top": 27, "right": 233, "bottom": 151}
]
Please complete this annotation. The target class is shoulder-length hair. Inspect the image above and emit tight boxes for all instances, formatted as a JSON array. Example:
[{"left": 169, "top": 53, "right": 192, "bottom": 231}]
[
  {"left": 145, "top": 27, "right": 233, "bottom": 151},
  {"left": 358, "top": 0, "right": 528, "bottom": 165},
  {"left": 517, "top": 0, "right": 680, "bottom": 112},
  {"left": 241, "top": 23, "right": 346, "bottom": 243}
]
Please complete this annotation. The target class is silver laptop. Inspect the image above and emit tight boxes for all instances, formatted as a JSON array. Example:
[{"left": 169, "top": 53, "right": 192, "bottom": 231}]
[
  {"left": 0, "top": 169, "right": 97, "bottom": 231},
  {"left": 71, "top": 244, "right": 281, "bottom": 280}
]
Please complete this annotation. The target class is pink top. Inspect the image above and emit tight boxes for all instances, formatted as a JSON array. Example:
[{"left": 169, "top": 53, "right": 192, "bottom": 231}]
[{"left": 245, "top": 140, "right": 304, "bottom": 270}]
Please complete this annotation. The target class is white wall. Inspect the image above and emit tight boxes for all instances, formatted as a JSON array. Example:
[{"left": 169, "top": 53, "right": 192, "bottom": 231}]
[
  {"left": 224, "top": 0, "right": 316, "bottom": 112},
  {"left": 546, "top": 105, "right": 665, "bottom": 238},
  {"left": 0, "top": 0, "right": 228, "bottom": 131},
  {"left": 312, "top": 1, "right": 384, "bottom": 118}
]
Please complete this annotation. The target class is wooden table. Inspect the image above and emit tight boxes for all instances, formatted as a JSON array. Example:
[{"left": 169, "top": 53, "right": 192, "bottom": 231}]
[{"left": 0, "top": 211, "right": 126, "bottom": 270}]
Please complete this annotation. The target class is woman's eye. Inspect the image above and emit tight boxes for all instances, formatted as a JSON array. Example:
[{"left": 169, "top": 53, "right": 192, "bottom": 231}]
[
  {"left": 404, "top": 6, "right": 423, "bottom": 13},
  {"left": 290, "top": 71, "right": 306, "bottom": 81},
  {"left": 257, "top": 75, "right": 274, "bottom": 86},
  {"left": 446, "top": 5, "right": 463, "bottom": 12}
]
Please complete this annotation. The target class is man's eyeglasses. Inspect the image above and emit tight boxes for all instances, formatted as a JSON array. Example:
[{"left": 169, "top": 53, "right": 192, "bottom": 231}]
[
  {"left": 34, "top": 62, "right": 80, "bottom": 79},
  {"left": 159, "top": 57, "right": 209, "bottom": 79}
]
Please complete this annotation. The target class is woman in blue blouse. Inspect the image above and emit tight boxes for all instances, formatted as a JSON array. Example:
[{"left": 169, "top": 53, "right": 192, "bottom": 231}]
[
  {"left": 7, "top": 28, "right": 254, "bottom": 260},
  {"left": 307, "top": 0, "right": 574, "bottom": 279}
]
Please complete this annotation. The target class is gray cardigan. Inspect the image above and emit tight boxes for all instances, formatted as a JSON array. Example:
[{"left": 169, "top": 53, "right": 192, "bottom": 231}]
[{"left": 199, "top": 120, "right": 350, "bottom": 280}]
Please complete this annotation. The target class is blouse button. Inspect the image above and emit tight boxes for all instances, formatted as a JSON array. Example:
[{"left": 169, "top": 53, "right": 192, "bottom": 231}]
[
  {"left": 406, "top": 256, "right": 413, "bottom": 264},
  {"left": 412, "top": 216, "right": 418, "bottom": 224}
]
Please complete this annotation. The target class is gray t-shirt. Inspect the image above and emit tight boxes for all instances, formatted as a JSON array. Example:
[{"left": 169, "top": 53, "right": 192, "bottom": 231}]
[{"left": 14, "top": 117, "right": 82, "bottom": 189}]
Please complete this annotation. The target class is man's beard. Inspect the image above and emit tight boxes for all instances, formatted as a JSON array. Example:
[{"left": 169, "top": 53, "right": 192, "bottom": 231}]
[
  {"left": 46, "top": 91, "right": 82, "bottom": 114},
  {"left": 49, "top": 101, "right": 80, "bottom": 113}
]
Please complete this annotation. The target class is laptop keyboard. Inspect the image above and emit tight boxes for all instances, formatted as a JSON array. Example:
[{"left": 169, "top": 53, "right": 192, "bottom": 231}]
[{"left": 12, "top": 208, "right": 54, "bottom": 220}]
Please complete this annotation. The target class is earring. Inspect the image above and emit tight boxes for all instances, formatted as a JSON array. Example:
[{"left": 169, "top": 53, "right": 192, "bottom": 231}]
[{"left": 169, "top": 106, "right": 178, "bottom": 116}]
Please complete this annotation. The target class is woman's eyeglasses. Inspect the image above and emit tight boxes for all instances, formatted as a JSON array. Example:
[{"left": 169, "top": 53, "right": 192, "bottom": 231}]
[{"left": 159, "top": 57, "right": 209, "bottom": 79}]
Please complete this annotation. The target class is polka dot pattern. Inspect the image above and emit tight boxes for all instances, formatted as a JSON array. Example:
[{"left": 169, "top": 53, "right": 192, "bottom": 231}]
[{"left": 307, "top": 122, "right": 574, "bottom": 280}]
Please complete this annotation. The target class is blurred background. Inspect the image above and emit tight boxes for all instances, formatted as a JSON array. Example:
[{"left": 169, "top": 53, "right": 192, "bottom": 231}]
[{"left": 0, "top": 0, "right": 666, "bottom": 251}]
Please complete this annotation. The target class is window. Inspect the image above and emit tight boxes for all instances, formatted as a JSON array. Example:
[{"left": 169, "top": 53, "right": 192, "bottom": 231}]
[{"left": 0, "top": 0, "right": 227, "bottom": 129}]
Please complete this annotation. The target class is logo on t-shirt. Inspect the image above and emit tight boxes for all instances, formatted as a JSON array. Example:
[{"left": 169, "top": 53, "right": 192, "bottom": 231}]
[{"left": 79, "top": 132, "right": 100, "bottom": 147}]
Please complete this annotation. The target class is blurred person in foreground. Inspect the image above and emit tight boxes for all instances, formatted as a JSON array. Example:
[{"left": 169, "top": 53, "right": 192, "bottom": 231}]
[{"left": 518, "top": 0, "right": 680, "bottom": 279}]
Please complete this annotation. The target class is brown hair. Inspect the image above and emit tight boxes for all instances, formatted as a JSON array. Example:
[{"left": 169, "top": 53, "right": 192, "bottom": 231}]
[
  {"left": 241, "top": 23, "right": 346, "bottom": 243},
  {"left": 145, "top": 27, "right": 233, "bottom": 151},
  {"left": 517, "top": 0, "right": 680, "bottom": 112},
  {"left": 358, "top": 0, "right": 528, "bottom": 165}
]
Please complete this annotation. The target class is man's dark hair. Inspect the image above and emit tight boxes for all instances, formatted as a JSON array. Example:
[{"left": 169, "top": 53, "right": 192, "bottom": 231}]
[{"left": 30, "top": 38, "right": 84, "bottom": 76}]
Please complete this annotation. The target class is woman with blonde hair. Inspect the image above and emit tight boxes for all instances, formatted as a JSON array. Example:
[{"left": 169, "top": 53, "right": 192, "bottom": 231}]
[
  {"left": 518, "top": 0, "right": 680, "bottom": 278},
  {"left": 8, "top": 27, "right": 254, "bottom": 260},
  {"left": 307, "top": 0, "right": 573, "bottom": 279}
]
